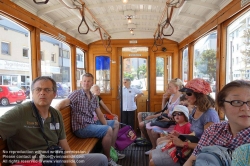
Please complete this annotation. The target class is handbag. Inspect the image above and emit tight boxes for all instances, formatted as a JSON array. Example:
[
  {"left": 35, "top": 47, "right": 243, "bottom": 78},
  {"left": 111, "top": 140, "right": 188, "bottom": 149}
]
[
  {"left": 32, "top": 102, "right": 64, "bottom": 166},
  {"left": 115, "top": 124, "right": 137, "bottom": 151},
  {"left": 150, "top": 120, "right": 176, "bottom": 128},
  {"left": 175, "top": 135, "right": 200, "bottom": 165},
  {"left": 161, "top": 141, "right": 192, "bottom": 164},
  {"left": 150, "top": 102, "right": 175, "bottom": 128}
]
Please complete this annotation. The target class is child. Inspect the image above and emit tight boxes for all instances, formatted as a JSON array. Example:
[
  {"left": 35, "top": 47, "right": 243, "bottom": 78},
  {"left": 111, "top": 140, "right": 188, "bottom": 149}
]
[
  {"left": 155, "top": 105, "right": 191, "bottom": 147},
  {"left": 90, "top": 84, "right": 118, "bottom": 120},
  {"left": 149, "top": 105, "right": 191, "bottom": 165}
]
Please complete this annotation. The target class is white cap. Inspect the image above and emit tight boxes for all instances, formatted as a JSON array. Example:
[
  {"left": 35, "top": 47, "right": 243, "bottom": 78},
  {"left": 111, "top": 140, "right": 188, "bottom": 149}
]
[{"left": 171, "top": 105, "right": 189, "bottom": 120}]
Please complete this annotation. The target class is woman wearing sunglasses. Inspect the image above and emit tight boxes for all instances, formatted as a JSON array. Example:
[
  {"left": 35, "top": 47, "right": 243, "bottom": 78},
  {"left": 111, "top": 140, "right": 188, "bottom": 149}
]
[
  {"left": 145, "top": 78, "right": 184, "bottom": 155},
  {"left": 149, "top": 78, "right": 220, "bottom": 166},
  {"left": 184, "top": 80, "right": 250, "bottom": 166}
]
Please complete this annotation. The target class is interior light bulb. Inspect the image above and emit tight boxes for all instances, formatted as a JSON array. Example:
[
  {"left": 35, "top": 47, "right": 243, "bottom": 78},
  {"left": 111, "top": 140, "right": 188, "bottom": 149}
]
[
  {"left": 128, "top": 17, "right": 132, "bottom": 23},
  {"left": 123, "top": 0, "right": 128, "bottom": 3},
  {"left": 130, "top": 29, "right": 133, "bottom": 34}
]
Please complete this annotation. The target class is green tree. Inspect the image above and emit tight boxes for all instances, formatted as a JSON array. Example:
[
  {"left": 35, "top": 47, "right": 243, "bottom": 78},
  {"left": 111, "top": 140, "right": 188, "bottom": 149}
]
[
  {"left": 198, "top": 49, "right": 216, "bottom": 81},
  {"left": 123, "top": 72, "right": 134, "bottom": 80},
  {"left": 137, "top": 64, "right": 147, "bottom": 78},
  {"left": 156, "top": 57, "right": 164, "bottom": 76}
]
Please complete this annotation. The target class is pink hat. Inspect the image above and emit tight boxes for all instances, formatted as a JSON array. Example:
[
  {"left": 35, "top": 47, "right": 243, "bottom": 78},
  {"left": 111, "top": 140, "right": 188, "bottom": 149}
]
[{"left": 179, "top": 78, "right": 212, "bottom": 95}]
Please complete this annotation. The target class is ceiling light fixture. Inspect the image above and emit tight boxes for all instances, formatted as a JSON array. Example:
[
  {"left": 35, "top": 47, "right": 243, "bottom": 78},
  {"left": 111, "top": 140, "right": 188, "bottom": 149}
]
[
  {"left": 128, "top": 23, "right": 136, "bottom": 35},
  {"left": 127, "top": 16, "right": 132, "bottom": 23},
  {"left": 130, "top": 29, "right": 134, "bottom": 34},
  {"left": 122, "top": 0, "right": 128, "bottom": 3},
  {"left": 124, "top": 10, "right": 135, "bottom": 23}
]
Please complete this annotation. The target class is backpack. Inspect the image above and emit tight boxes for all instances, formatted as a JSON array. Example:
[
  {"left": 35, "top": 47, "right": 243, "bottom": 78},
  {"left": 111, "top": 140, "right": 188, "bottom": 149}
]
[{"left": 194, "top": 145, "right": 232, "bottom": 166}]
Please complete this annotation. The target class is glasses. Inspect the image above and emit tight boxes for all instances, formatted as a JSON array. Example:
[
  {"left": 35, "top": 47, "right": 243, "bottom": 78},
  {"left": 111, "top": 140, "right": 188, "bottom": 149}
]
[
  {"left": 33, "top": 88, "right": 54, "bottom": 93},
  {"left": 172, "top": 112, "right": 184, "bottom": 117},
  {"left": 222, "top": 100, "right": 250, "bottom": 107},
  {"left": 186, "top": 92, "right": 193, "bottom": 96}
]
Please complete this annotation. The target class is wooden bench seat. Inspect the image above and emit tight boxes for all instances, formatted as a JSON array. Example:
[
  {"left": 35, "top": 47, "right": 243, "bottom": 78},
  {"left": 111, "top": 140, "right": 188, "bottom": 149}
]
[
  {"left": 0, "top": 106, "right": 99, "bottom": 163},
  {"left": 60, "top": 106, "right": 99, "bottom": 154}
]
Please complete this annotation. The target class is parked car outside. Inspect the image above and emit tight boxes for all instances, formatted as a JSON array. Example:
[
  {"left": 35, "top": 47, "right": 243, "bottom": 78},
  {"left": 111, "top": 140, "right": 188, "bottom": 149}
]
[
  {"left": 131, "top": 80, "right": 143, "bottom": 89},
  {"left": 56, "top": 83, "right": 69, "bottom": 98},
  {"left": 0, "top": 85, "right": 26, "bottom": 106}
]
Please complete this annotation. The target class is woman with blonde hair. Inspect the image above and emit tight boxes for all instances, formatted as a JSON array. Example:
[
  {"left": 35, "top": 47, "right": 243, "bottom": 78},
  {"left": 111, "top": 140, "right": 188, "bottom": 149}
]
[{"left": 145, "top": 78, "right": 184, "bottom": 154}]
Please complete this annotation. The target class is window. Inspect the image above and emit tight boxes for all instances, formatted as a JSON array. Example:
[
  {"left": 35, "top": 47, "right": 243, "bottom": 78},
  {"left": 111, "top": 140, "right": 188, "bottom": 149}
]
[
  {"left": 226, "top": 10, "right": 250, "bottom": 83},
  {"left": 156, "top": 55, "right": 172, "bottom": 92},
  {"left": 23, "top": 48, "right": 29, "bottom": 58},
  {"left": 96, "top": 56, "right": 111, "bottom": 93},
  {"left": 1, "top": 42, "right": 10, "bottom": 55},
  {"left": 40, "top": 34, "right": 71, "bottom": 105},
  {"left": 194, "top": 32, "right": 217, "bottom": 98},
  {"left": 51, "top": 53, "right": 56, "bottom": 62},
  {"left": 62, "top": 50, "right": 69, "bottom": 59},
  {"left": 0, "top": 15, "right": 31, "bottom": 113},
  {"left": 123, "top": 57, "right": 147, "bottom": 91},
  {"left": 182, "top": 48, "right": 188, "bottom": 84},
  {"left": 76, "top": 48, "right": 85, "bottom": 90},
  {"left": 77, "top": 53, "right": 83, "bottom": 61}
]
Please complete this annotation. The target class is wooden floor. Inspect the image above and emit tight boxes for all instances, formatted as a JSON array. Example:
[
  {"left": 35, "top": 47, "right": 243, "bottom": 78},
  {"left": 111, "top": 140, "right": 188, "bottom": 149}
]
[{"left": 117, "top": 143, "right": 152, "bottom": 166}]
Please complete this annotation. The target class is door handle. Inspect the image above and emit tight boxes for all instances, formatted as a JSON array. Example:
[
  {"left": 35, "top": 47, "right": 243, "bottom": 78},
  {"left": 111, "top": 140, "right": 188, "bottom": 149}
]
[{"left": 117, "top": 85, "right": 121, "bottom": 100}]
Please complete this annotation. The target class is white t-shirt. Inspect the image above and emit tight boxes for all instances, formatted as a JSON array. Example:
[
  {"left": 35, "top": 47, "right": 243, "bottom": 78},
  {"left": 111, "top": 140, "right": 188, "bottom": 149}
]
[{"left": 122, "top": 87, "right": 142, "bottom": 111}]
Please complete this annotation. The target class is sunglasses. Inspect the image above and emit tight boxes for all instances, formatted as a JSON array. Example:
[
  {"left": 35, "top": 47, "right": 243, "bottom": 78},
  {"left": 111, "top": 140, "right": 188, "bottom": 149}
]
[
  {"left": 172, "top": 112, "right": 184, "bottom": 117},
  {"left": 186, "top": 92, "right": 193, "bottom": 96}
]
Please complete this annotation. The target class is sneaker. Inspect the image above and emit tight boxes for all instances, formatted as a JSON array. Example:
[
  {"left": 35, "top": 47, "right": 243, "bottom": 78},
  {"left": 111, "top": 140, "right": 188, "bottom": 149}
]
[
  {"left": 145, "top": 150, "right": 152, "bottom": 155},
  {"left": 116, "top": 151, "right": 125, "bottom": 159},
  {"left": 135, "top": 137, "right": 146, "bottom": 142},
  {"left": 136, "top": 140, "right": 151, "bottom": 146},
  {"left": 108, "top": 159, "right": 122, "bottom": 166}
]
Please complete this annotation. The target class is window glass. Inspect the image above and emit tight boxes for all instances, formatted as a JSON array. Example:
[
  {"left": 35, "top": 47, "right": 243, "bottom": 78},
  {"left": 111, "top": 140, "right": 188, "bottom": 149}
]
[
  {"left": 96, "top": 56, "right": 110, "bottom": 93},
  {"left": 227, "top": 10, "right": 250, "bottom": 83},
  {"left": 76, "top": 48, "right": 85, "bottom": 90},
  {"left": 123, "top": 58, "right": 147, "bottom": 91},
  {"left": 156, "top": 57, "right": 164, "bottom": 91},
  {"left": 23, "top": 48, "right": 29, "bottom": 58},
  {"left": 194, "top": 32, "right": 217, "bottom": 99},
  {"left": 182, "top": 48, "right": 188, "bottom": 85},
  {"left": 1, "top": 42, "right": 10, "bottom": 55},
  {"left": 156, "top": 56, "right": 172, "bottom": 92},
  {"left": 40, "top": 34, "right": 71, "bottom": 107},
  {"left": 0, "top": 15, "right": 31, "bottom": 115}
]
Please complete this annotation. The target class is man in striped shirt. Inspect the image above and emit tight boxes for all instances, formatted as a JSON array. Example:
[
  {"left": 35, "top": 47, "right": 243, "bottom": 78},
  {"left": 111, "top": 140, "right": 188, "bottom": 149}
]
[{"left": 56, "top": 73, "right": 125, "bottom": 166}]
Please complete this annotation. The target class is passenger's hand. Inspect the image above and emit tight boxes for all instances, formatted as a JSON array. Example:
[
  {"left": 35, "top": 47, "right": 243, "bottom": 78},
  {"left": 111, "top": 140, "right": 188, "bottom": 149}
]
[
  {"left": 163, "top": 89, "right": 171, "bottom": 99},
  {"left": 170, "top": 135, "right": 184, "bottom": 147},
  {"left": 160, "top": 116, "right": 170, "bottom": 121},
  {"left": 170, "top": 130, "right": 181, "bottom": 137},
  {"left": 112, "top": 114, "right": 118, "bottom": 120},
  {"left": 112, "top": 113, "right": 118, "bottom": 117}
]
